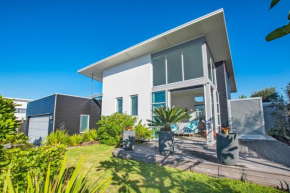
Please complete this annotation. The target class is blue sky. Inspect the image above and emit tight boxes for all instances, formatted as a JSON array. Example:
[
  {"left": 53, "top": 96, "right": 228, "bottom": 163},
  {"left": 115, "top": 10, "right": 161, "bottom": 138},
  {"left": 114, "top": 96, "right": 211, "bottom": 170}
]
[{"left": 0, "top": 0, "right": 289, "bottom": 100}]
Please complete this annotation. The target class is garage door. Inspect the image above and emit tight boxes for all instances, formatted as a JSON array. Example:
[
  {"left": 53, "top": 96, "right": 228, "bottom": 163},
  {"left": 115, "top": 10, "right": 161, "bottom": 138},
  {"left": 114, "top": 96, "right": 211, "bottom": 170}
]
[{"left": 28, "top": 116, "right": 50, "bottom": 144}]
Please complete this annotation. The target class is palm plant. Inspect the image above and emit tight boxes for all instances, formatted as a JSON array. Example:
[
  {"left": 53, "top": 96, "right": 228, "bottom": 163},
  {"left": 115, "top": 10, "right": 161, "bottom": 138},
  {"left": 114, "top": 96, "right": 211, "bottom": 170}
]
[
  {"left": 238, "top": 95, "right": 247, "bottom": 99},
  {"left": 147, "top": 106, "right": 190, "bottom": 131}
]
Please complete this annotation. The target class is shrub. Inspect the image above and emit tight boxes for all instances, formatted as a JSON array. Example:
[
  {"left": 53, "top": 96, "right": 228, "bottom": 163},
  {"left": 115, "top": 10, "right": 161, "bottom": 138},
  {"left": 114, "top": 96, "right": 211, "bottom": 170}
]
[
  {"left": 133, "top": 120, "right": 152, "bottom": 141},
  {"left": 2, "top": 133, "right": 30, "bottom": 146},
  {"left": 69, "top": 134, "right": 83, "bottom": 146},
  {"left": 0, "top": 144, "right": 66, "bottom": 191},
  {"left": 97, "top": 113, "right": 137, "bottom": 145},
  {"left": 82, "top": 129, "right": 98, "bottom": 142},
  {"left": 0, "top": 95, "right": 67, "bottom": 192},
  {"left": 1, "top": 154, "right": 111, "bottom": 193},
  {"left": 0, "top": 96, "right": 19, "bottom": 144},
  {"left": 251, "top": 87, "right": 279, "bottom": 102},
  {"left": 44, "top": 130, "right": 69, "bottom": 146}
]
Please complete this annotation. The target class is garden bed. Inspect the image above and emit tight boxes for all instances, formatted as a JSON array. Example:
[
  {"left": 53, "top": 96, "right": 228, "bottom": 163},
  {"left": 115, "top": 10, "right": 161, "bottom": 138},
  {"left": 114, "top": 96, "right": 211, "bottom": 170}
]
[{"left": 66, "top": 144, "right": 283, "bottom": 193}]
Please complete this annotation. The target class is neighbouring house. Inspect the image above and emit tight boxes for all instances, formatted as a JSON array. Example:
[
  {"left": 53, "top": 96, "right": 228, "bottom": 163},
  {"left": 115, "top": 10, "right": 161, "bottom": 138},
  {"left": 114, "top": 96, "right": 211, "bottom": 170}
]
[
  {"left": 6, "top": 97, "right": 32, "bottom": 133},
  {"left": 78, "top": 9, "right": 270, "bottom": 144},
  {"left": 25, "top": 94, "right": 101, "bottom": 144}
]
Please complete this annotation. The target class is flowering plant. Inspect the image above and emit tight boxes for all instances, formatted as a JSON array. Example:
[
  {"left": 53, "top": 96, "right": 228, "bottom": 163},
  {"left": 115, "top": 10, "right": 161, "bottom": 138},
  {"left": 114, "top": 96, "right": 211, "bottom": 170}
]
[
  {"left": 221, "top": 127, "right": 230, "bottom": 135},
  {"left": 126, "top": 126, "right": 131, "bottom": 131}
]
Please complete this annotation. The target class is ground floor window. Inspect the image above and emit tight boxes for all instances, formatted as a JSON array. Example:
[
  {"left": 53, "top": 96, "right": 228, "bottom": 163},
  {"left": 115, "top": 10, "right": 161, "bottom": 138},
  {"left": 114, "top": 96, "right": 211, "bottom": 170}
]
[
  {"left": 131, "top": 95, "right": 138, "bottom": 116},
  {"left": 116, "top": 97, "right": 123, "bottom": 113},
  {"left": 152, "top": 91, "right": 166, "bottom": 112},
  {"left": 80, "top": 115, "right": 90, "bottom": 133}
]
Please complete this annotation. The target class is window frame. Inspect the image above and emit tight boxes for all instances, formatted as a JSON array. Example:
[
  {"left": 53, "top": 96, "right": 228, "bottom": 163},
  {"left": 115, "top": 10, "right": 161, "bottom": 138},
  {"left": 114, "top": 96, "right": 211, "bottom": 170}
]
[
  {"left": 79, "top": 114, "right": 90, "bottom": 133},
  {"left": 130, "top": 95, "right": 138, "bottom": 116},
  {"left": 151, "top": 40, "right": 205, "bottom": 87},
  {"left": 116, "top": 97, "right": 123, "bottom": 113}
]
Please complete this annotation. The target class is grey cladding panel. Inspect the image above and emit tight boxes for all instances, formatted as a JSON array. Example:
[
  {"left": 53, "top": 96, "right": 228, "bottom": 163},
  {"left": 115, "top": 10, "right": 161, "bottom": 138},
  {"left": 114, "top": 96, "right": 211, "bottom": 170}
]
[
  {"left": 25, "top": 94, "right": 55, "bottom": 135},
  {"left": 215, "top": 62, "right": 229, "bottom": 127},
  {"left": 54, "top": 95, "right": 101, "bottom": 135},
  {"left": 26, "top": 95, "right": 55, "bottom": 116}
]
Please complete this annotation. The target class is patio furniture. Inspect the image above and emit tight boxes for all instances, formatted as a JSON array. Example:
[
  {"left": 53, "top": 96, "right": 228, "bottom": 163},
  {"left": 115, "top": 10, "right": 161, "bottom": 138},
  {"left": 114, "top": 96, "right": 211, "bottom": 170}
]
[
  {"left": 171, "top": 123, "right": 179, "bottom": 133},
  {"left": 183, "top": 120, "right": 198, "bottom": 133}
]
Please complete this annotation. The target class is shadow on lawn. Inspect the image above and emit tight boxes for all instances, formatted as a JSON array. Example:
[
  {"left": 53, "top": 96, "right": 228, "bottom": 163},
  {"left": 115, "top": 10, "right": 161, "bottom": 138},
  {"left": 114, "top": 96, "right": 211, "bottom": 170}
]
[{"left": 98, "top": 157, "right": 240, "bottom": 193}]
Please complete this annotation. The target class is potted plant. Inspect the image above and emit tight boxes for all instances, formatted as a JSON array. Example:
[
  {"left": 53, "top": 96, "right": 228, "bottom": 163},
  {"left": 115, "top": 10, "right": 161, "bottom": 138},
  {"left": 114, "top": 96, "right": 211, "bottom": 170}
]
[
  {"left": 221, "top": 127, "right": 230, "bottom": 135},
  {"left": 122, "top": 126, "right": 135, "bottom": 150},
  {"left": 147, "top": 106, "right": 190, "bottom": 156},
  {"left": 216, "top": 127, "right": 239, "bottom": 166}
]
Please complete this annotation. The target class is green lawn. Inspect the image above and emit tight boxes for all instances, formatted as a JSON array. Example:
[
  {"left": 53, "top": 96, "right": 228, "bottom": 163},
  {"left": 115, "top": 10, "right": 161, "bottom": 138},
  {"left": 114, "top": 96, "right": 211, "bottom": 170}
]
[{"left": 66, "top": 144, "right": 281, "bottom": 193}]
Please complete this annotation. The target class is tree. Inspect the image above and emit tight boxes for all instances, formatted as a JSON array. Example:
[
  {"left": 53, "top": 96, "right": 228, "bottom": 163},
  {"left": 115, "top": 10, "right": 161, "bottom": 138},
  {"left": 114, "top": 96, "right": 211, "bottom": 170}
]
[
  {"left": 270, "top": 95, "right": 290, "bottom": 140},
  {"left": 0, "top": 96, "right": 19, "bottom": 144},
  {"left": 284, "top": 81, "right": 290, "bottom": 118},
  {"left": 285, "top": 81, "right": 290, "bottom": 101},
  {"left": 251, "top": 87, "right": 279, "bottom": 102},
  {"left": 238, "top": 95, "right": 247, "bottom": 99},
  {"left": 147, "top": 106, "right": 190, "bottom": 131},
  {"left": 266, "top": 0, "right": 290, "bottom": 42}
]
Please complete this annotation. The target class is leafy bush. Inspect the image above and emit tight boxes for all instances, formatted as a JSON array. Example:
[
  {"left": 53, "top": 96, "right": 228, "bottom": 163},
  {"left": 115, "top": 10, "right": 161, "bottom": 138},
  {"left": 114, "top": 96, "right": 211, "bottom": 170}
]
[
  {"left": 0, "top": 96, "right": 19, "bottom": 144},
  {"left": 97, "top": 113, "right": 137, "bottom": 145},
  {"left": 69, "top": 134, "right": 83, "bottom": 146},
  {"left": 0, "top": 96, "right": 22, "bottom": 176},
  {"left": 82, "top": 129, "right": 98, "bottom": 142},
  {"left": 133, "top": 120, "right": 152, "bottom": 141},
  {"left": 0, "top": 144, "right": 66, "bottom": 191},
  {"left": 43, "top": 129, "right": 69, "bottom": 146},
  {"left": 1, "top": 154, "right": 111, "bottom": 193},
  {"left": 251, "top": 87, "right": 279, "bottom": 102},
  {"left": 2, "top": 133, "right": 30, "bottom": 146}
]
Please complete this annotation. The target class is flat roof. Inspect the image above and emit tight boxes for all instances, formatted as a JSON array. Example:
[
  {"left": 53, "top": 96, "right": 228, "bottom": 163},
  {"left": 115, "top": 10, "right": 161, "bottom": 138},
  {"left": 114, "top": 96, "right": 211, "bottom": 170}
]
[
  {"left": 6, "top": 97, "right": 32, "bottom": 102},
  {"left": 78, "top": 9, "right": 237, "bottom": 92}
]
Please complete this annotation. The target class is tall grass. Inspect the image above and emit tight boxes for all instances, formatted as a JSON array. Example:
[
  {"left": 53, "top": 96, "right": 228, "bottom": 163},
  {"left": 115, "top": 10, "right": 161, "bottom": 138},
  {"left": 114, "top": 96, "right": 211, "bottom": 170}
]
[
  {"left": 44, "top": 129, "right": 98, "bottom": 147},
  {"left": 82, "top": 129, "right": 98, "bottom": 142},
  {"left": 69, "top": 134, "right": 83, "bottom": 146},
  {"left": 2, "top": 154, "right": 111, "bottom": 193},
  {"left": 44, "top": 130, "right": 69, "bottom": 146}
]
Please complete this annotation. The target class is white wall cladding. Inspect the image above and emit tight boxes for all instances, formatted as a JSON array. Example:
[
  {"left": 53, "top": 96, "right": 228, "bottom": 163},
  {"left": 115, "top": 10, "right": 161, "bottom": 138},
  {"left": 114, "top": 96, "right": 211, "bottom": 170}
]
[
  {"left": 102, "top": 54, "right": 152, "bottom": 122},
  {"left": 229, "top": 98, "right": 266, "bottom": 139}
]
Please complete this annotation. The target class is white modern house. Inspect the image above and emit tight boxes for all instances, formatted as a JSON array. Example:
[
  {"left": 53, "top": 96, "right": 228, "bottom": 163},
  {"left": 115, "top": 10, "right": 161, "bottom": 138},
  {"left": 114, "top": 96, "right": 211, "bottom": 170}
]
[
  {"left": 6, "top": 97, "right": 32, "bottom": 133},
  {"left": 78, "top": 9, "right": 237, "bottom": 145},
  {"left": 6, "top": 97, "right": 32, "bottom": 121}
]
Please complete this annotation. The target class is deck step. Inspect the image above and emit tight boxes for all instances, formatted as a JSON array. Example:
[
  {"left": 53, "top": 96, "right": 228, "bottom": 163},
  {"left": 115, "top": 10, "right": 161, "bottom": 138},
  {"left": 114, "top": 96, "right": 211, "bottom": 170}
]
[{"left": 113, "top": 148, "right": 290, "bottom": 190}]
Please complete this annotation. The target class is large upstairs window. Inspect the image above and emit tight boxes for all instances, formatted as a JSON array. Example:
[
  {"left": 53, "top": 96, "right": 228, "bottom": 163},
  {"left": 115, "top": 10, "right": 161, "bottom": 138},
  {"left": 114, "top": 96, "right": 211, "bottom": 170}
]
[
  {"left": 167, "top": 50, "right": 182, "bottom": 83},
  {"left": 183, "top": 44, "right": 204, "bottom": 80},
  {"left": 207, "top": 48, "right": 216, "bottom": 85},
  {"left": 152, "top": 55, "right": 166, "bottom": 86},
  {"left": 152, "top": 42, "right": 204, "bottom": 86}
]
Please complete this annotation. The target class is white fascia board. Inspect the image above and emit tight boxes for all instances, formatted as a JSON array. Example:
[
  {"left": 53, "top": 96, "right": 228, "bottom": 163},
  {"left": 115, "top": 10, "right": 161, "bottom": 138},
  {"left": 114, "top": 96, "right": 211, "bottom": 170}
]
[{"left": 78, "top": 9, "right": 225, "bottom": 74}]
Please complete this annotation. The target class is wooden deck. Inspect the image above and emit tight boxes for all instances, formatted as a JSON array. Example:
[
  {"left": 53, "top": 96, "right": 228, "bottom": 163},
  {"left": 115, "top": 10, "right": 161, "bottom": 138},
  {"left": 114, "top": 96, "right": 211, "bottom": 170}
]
[{"left": 113, "top": 139, "right": 290, "bottom": 190}]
